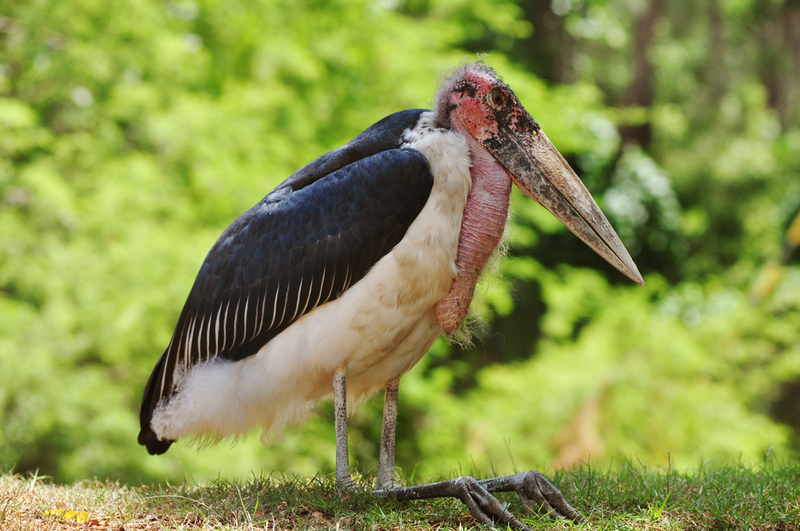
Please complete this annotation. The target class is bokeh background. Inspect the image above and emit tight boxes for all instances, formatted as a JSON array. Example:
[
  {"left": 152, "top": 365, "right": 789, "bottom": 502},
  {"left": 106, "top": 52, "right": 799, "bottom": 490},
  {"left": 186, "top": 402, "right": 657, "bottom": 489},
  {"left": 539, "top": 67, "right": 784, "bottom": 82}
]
[{"left": 1, "top": 0, "right": 799, "bottom": 485}]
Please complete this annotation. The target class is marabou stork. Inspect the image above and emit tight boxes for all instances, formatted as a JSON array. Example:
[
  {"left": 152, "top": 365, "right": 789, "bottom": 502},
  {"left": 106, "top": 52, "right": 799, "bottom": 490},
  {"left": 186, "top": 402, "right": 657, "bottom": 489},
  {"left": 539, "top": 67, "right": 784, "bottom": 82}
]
[{"left": 139, "top": 63, "right": 643, "bottom": 528}]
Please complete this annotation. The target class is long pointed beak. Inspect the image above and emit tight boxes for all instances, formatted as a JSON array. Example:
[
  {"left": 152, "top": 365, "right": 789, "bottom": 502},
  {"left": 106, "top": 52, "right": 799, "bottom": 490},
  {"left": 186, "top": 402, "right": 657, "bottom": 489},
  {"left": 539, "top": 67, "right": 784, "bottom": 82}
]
[{"left": 489, "top": 126, "right": 644, "bottom": 285}]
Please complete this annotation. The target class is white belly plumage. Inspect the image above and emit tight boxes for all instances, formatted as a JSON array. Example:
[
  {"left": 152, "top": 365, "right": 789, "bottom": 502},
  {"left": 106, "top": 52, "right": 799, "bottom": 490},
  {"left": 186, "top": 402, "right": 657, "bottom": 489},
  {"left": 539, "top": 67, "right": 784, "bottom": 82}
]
[{"left": 151, "top": 114, "right": 474, "bottom": 445}]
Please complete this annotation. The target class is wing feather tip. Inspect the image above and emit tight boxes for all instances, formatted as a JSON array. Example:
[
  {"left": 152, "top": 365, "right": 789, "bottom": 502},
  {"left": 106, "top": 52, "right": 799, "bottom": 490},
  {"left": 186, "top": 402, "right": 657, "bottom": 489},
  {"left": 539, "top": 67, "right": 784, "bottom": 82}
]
[{"left": 138, "top": 428, "right": 174, "bottom": 455}]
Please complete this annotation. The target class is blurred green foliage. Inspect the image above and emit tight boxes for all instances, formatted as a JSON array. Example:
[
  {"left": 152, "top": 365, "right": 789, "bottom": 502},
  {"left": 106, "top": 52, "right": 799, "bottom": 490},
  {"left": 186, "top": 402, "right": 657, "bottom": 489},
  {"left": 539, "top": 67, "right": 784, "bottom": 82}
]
[{"left": 1, "top": 0, "right": 799, "bottom": 484}]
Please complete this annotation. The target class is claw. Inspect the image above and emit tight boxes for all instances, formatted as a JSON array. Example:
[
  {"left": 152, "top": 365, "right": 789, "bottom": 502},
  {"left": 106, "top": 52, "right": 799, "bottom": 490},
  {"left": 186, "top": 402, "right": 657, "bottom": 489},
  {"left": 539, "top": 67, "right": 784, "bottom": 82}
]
[
  {"left": 528, "top": 470, "right": 583, "bottom": 522},
  {"left": 479, "top": 470, "right": 583, "bottom": 523},
  {"left": 452, "top": 477, "right": 529, "bottom": 530},
  {"left": 377, "top": 469, "right": 581, "bottom": 529},
  {"left": 378, "top": 476, "right": 530, "bottom": 530}
]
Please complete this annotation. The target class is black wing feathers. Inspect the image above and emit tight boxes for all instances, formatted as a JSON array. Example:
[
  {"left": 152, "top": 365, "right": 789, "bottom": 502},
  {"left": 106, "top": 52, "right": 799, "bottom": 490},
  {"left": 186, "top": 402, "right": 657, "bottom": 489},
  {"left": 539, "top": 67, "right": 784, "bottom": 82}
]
[
  {"left": 184, "top": 149, "right": 433, "bottom": 362},
  {"left": 270, "top": 109, "right": 425, "bottom": 197},
  {"left": 139, "top": 145, "right": 433, "bottom": 453}
]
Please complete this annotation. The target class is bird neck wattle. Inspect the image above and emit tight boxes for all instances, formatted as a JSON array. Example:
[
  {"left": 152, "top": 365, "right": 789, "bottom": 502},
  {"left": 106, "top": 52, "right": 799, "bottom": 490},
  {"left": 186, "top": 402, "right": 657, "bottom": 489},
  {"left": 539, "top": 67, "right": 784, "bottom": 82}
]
[{"left": 435, "top": 131, "right": 512, "bottom": 335}]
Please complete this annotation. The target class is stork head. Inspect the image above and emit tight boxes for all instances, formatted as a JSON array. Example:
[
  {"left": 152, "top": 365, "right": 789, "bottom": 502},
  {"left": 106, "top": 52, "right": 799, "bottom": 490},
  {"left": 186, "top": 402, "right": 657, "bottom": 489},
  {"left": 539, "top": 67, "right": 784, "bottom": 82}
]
[{"left": 436, "top": 63, "right": 644, "bottom": 285}]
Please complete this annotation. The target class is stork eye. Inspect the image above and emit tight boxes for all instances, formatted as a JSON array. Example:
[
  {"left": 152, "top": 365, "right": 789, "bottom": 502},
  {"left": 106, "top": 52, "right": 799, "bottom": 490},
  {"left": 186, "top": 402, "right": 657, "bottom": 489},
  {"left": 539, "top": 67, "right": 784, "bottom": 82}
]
[{"left": 488, "top": 89, "right": 505, "bottom": 107}]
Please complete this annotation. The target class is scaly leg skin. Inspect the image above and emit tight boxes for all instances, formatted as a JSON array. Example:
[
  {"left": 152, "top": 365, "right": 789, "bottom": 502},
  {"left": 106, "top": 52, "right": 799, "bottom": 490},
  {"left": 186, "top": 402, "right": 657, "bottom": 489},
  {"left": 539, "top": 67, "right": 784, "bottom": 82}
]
[
  {"left": 333, "top": 368, "right": 354, "bottom": 491},
  {"left": 376, "top": 472, "right": 582, "bottom": 530},
  {"left": 478, "top": 471, "right": 583, "bottom": 523},
  {"left": 365, "top": 376, "right": 582, "bottom": 528},
  {"left": 377, "top": 477, "right": 530, "bottom": 530},
  {"left": 376, "top": 378, "right": 400, "bottom": 490},
  {"left": 371, "top": 378, "right": 583, "bottom": 528}
]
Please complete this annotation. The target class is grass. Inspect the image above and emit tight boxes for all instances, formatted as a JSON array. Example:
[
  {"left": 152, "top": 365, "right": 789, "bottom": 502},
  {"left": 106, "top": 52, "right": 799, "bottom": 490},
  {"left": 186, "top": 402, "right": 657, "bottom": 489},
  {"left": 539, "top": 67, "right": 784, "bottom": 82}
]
[{"left": 1, "top": 457, "right": 798, "bottom": 530}]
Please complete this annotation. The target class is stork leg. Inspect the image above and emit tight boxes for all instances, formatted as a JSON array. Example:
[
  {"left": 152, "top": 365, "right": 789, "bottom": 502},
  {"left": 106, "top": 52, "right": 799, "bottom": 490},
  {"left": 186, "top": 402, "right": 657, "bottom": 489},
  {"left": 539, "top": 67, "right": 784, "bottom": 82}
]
[
  {"left": 333, "top": 368, "right": 353, "bottom": 490},
  {"left": 371, "top": 381, "right": 581, "bottom": 528},
  {"left": 376, "top": 378, "right": 400, "bottom": 489},
  {"left": 353, "top": 374, "right": 581, "bottom": 528}
]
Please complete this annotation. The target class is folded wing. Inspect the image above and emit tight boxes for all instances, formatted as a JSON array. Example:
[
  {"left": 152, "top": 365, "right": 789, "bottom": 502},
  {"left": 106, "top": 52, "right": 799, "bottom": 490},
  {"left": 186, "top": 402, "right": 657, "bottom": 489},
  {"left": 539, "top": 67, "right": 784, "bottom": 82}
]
[{"left": 139, "top": 146, "right": 434, "bottom": 453}]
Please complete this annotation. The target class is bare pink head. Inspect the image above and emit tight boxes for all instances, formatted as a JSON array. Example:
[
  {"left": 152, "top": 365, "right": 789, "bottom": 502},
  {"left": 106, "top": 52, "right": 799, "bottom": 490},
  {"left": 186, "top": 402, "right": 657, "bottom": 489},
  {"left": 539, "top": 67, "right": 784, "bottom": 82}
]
[
  {"left": 435, "top": 62, "right": 644, "bottom": 287},
  {"left": 436, "top": 64, "right": 538, "bottom": 146}
]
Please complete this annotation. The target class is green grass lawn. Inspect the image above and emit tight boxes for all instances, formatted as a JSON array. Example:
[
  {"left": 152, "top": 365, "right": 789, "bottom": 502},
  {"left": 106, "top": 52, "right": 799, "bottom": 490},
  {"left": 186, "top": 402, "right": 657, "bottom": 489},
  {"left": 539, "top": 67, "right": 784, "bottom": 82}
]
[{"left": 2, "top": 456, "right": 798, "bottom": 530}]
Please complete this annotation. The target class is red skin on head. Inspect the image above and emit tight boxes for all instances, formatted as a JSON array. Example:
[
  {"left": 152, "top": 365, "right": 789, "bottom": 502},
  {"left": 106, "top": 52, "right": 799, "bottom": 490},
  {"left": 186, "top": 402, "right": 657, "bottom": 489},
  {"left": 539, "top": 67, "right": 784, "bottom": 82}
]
[
  {"left": 444, "top": 69, "right": 539, "bottom": 147},
  {"left": 448, "top": 71, "right": 504, "bottom": 142}
]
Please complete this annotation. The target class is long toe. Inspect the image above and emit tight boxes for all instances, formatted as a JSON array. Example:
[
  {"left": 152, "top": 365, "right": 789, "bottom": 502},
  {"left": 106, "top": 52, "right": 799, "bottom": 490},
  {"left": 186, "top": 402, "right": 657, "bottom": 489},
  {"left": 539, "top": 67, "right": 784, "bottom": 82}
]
[
  {"left": 376, "top": 476, "right": 531, "bottom": 530},
  {"left": 517, "top": 470, "right": 583, "bottom": 523},
  {"left": 476, "top": 470, "right": 583, "bottom": 523},
  {"left": 454, "top": 477, "right": 530, "bottom": 531}
]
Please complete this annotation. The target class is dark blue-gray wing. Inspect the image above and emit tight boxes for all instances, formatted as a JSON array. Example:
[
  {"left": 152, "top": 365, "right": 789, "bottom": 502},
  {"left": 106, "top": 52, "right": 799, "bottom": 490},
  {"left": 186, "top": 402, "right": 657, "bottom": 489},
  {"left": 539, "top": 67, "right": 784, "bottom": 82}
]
[{"left": 139, "top": 148, "right": 433, "bottom": 453}]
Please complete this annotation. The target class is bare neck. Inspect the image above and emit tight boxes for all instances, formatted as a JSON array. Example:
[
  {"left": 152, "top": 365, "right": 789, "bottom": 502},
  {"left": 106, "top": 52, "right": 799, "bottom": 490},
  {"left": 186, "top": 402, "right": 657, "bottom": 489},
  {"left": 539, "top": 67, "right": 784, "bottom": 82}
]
[{"left": 435, "top": 123, "right": 512, "bottom": 335}]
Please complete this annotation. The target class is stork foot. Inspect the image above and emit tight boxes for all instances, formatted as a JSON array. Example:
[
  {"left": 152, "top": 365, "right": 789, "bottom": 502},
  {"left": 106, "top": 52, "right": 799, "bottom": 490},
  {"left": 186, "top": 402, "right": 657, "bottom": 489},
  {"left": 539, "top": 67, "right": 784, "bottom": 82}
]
[
  {"left": 376, "top": 470, "right": 581, "bottom": 529},
  {"left": 478, "top": 470, "right": 583, "bottom": 523},
  {"left": 378, "top": 476, "right": 528, "bottom": 529}
]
